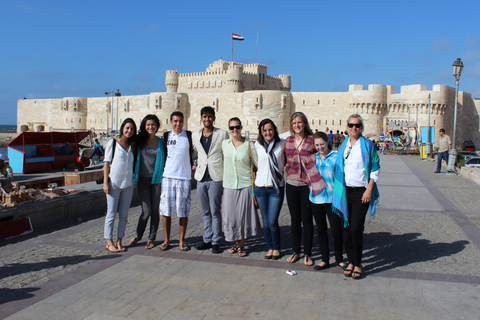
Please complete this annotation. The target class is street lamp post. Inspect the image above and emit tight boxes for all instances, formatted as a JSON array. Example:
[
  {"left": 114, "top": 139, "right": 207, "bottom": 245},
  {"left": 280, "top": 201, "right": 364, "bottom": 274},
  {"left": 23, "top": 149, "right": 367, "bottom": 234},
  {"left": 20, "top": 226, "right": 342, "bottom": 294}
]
[
  {"left": 447, "top": 58, "right": 464, "bottom": 173},
  {"left": 426, "top": 94, "right": 431, "bottom": 157},
  {"left": 105, "top": 92, "right": 110, "bottom": 137},
  {"left": 115, "top": 89, "right": 121, "bottom": 132}
]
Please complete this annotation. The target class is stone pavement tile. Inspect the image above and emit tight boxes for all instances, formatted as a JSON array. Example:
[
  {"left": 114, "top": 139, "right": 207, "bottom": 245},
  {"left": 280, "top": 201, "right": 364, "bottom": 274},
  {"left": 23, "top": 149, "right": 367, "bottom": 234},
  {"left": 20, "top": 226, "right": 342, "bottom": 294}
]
[
  {"left": 159, "top": 309, "right": 211, "bottom": 320},
  {"left": 219, "top": 291, "right": 290, "bottom": 309},
  {"left": 176, "top": 298, "right": 249, "bottom": 318},
  {"left": 83, "top": 297, "right": 141, "bottom": 318},
  {"left": 378, "top": 185, "right": 443, "bottom": 211},
  {"left": 83, "top": 314, "right": 130, "bottom": 320}
]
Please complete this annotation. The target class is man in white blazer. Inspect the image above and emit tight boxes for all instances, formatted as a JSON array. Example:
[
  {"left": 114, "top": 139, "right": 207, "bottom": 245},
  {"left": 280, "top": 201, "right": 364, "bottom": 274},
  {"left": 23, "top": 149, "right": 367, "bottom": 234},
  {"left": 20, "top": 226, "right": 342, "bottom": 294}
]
[{"left": 193, "top": 106, "right": 229, "bottom": 253}]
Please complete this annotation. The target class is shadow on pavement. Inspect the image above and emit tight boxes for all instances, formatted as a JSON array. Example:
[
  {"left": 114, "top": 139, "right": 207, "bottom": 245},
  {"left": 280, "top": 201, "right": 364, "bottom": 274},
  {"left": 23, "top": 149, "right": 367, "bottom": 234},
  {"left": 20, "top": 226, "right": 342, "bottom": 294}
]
[{"left": 362, "top": 232, "right": 469, "bottom": 275}]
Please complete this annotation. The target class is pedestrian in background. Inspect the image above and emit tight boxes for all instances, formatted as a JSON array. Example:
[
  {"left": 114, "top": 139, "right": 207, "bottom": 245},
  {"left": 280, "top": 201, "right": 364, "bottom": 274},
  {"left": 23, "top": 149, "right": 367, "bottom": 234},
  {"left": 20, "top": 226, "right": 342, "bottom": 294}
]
[{"left": 435, "top": 128, "right": 451, "bottom": 173}]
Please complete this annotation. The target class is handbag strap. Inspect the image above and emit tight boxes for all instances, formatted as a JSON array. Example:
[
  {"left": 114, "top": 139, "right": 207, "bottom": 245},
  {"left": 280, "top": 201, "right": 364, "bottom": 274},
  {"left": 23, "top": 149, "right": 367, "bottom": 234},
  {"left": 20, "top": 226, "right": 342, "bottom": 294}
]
[{"left": 248, "top": 141, "right": 255, "bottom": 195}]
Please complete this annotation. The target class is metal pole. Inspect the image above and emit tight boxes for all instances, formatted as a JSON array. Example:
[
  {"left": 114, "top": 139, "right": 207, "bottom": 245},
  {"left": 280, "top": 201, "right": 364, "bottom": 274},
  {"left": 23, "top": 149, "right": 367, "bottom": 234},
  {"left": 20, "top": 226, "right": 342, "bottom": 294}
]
[
  {"left": 111, "top": 92, "right": 114, "bottom": 135},
  {"left": 105, "top": 92, "right": 109, "bottom": 138},
  {"left": 447, "top": 79, "right": 459, "bottom": 172},
  {"left": 426, "top": 94, "right": 431, "bottom": 157}
]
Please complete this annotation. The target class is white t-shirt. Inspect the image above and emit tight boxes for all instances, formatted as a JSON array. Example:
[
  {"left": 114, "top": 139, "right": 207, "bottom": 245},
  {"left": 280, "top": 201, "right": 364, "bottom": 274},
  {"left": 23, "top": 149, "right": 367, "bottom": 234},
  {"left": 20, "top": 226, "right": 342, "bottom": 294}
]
[
  {"left": 163, "top": 130, "right": 191, "bottom": 180},
  {"left": 105, "top": 139, "right": 134, "bottom": 188},
  {"left": 254, "top": 140, "right": 286, "bottom": 188}
]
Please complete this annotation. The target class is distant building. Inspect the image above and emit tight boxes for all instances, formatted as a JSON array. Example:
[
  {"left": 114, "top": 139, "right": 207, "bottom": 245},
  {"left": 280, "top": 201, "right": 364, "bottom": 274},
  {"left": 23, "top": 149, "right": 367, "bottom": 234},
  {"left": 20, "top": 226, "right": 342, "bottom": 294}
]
[{"left": 17, "top": 59, "right": 480, "bottom": 147}]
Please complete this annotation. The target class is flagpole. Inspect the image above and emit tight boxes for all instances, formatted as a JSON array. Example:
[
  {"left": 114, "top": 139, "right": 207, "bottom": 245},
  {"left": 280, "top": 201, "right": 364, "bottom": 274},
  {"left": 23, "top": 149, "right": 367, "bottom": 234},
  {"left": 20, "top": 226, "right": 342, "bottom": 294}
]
[
  {"left": 231, "top": 36, "right": 233, "bottom": 62},
  {"left": 255, "top": 31, "right": 259, "bottom": 63}
]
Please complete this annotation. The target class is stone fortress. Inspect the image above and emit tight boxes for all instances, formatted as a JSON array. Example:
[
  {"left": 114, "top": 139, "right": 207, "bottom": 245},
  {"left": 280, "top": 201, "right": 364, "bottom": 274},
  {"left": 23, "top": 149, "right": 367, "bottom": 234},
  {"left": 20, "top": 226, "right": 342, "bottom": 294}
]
[{"left": 17, "top": 59, "right": 480, "bottom": 147}]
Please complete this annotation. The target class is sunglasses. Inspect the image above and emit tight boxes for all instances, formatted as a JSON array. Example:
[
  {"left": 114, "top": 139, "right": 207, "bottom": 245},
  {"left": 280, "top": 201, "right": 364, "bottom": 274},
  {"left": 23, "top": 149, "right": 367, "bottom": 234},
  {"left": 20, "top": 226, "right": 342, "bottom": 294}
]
[
  {"left": 229, "top": 125, "right": 242, "bottom": 131},
  {"left": 348, "top": 123, "right": 362, "bottom": 128}
]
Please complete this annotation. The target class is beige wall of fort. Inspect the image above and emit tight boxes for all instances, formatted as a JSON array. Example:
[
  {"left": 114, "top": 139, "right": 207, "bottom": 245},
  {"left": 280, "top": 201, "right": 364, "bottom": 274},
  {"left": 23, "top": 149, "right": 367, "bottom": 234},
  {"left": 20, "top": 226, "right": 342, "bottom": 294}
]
[{"left": 17, "top": 59, "right": 480, "bottom": 148}]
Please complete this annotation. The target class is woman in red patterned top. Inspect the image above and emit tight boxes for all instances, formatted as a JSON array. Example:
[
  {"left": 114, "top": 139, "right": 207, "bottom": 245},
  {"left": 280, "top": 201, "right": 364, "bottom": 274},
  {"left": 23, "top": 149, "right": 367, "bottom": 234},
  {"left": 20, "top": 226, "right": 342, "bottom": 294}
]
[{"left": 285, "top": 112, "right": 326, "bottom": 265}]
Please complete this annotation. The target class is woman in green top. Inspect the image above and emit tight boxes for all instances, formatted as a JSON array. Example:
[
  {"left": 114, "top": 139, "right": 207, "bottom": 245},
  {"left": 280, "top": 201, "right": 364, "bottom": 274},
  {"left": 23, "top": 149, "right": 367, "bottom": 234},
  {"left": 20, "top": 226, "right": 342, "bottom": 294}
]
[{"left": 221, "top": 117, "right": 260, "bottom": 257}]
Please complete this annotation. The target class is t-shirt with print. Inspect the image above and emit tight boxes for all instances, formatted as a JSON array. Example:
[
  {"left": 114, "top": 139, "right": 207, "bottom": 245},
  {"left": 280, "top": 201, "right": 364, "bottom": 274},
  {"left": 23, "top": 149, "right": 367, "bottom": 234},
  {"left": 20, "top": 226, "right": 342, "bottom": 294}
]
[{"left": 163, "top": 130, "right": 191, "bottom": 180}]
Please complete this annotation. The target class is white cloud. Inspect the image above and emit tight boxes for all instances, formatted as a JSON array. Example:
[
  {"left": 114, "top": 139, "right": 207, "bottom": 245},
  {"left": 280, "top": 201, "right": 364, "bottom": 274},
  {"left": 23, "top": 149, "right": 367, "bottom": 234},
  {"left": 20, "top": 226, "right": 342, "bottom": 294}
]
[{"left": 429, "top": 38, "right": 453, "bottom": 53}]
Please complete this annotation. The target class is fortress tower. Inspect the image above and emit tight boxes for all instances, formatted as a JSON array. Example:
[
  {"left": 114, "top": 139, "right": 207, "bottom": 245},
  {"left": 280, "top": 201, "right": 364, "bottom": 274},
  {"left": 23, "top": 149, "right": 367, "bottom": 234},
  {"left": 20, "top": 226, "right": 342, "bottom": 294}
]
[{"left": 165, "top": 70, "right": 179, "bottom": 93}]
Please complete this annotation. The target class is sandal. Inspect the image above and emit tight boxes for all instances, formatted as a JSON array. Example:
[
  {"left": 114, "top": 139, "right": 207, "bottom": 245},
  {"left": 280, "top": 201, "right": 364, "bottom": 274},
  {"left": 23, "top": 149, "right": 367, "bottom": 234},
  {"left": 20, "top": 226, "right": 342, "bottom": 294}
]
[
  {"left": 106, "top": 244, "right": 118, "bottom": 253},
  {"left": 180, "top": 244, "right": 190, "bottom": 251},
  {"left": 145, "top": 240, "right": 155, "bottom": 249},
  {"left": 159, "top": 243, "right": 171, "bottom": 251},
  {"left": 313, "top": 261, "right": 330, "bottom": 270},
  {"left": 344, "top": 264, "right": 354, "bottom": 277},
  {"left": 304, "top": 255, "right": 314, "bottom": 266},
  {"left": 116, "top": 241, "right": 127, "bottom": 252},
  {"left": 238, "top": 246, "right": 248, "bottom": 257},
  {"left": 338, "top": 262, "right": 347, "bottom": 270},
  {"left": 129, "top": 236, "right": 139, "bottom": 247},
  {"left": 228, "top": 245, "right": 239, "bottom": 254},
  {"left": 352, "top": 267, "right": 363, "bottom": 280},
  {"left": 287, "top": 253, "right": 299, "bottom": 263}
]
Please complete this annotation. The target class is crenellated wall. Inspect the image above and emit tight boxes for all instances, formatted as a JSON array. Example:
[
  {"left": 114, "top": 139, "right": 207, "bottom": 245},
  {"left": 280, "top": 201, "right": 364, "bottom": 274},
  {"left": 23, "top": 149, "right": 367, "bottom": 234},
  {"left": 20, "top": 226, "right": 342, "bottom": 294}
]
[{"left": 16, "top": 59, "right": 480, "bottom": 148}]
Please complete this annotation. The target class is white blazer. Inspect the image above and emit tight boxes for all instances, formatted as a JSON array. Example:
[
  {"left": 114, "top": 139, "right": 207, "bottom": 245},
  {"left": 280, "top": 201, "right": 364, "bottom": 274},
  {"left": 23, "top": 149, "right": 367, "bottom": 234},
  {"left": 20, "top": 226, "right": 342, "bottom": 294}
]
[{"left": 192, "top": 127, "right": 229, "bottom": 182}]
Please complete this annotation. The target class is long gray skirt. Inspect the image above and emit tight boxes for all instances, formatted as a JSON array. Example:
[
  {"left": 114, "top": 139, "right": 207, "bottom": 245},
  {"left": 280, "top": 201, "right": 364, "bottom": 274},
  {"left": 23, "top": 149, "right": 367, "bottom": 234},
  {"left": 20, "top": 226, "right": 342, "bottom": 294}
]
[{"left": 222, "top": 187, "right": 261, "bottom": 242}]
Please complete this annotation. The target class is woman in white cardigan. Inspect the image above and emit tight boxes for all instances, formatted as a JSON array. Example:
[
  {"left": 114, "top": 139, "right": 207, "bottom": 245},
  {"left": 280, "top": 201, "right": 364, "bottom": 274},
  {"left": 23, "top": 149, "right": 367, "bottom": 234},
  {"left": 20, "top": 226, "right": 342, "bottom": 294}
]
[{"left": 254, "top": 119, "right": 286, "bottom": 260}]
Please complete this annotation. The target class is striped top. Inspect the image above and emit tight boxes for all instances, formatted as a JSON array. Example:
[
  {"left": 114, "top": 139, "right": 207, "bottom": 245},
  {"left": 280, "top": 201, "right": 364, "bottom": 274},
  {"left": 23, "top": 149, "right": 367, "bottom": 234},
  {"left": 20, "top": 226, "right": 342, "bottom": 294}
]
[
  {"left": 285, "top": 135, "right": 326, "bottom": 196},
  {"left": 309, "top": 150, "right": 337, "bottom": 204}
]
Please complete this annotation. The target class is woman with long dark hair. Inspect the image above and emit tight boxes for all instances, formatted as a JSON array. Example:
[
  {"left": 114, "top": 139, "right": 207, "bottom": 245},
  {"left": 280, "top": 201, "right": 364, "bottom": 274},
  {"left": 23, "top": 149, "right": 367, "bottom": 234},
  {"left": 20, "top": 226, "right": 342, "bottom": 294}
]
[
  {"left": 129, "top": 114, "right": 166, "bottom": 249},
  {"left": 254, "top": 119, "right": 286, "bottom": 260},
  {"left": 285, "top": 112, "right": 326, "bottom": 266},
  {"left": 333, "top": 114, "right": 380, "bottom": 279},
  {"left": 104, "top": 118, "right": 137, "bottom": 252}
]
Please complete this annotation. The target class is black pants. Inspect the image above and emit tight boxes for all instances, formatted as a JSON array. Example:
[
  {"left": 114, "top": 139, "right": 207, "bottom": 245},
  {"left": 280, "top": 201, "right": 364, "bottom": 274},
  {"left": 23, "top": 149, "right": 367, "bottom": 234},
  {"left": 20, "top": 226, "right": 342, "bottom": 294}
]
[
  {"left": 286, "top": 184, "right": 313, "bottom": 256},
  {"left": 136, "top": 178, "right": 162, "bottom": 241},
  {"left": 343, "top": 187, "right": 369, "bottom": 266},
  {"left": 311, "top": 203, "right": 344, "bottom": 263}
]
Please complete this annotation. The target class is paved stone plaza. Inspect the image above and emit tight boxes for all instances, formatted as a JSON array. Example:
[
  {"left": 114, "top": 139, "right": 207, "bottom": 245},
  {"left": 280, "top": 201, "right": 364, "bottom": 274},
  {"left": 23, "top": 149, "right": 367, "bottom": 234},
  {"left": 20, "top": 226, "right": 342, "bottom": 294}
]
[{"left": 1, "top": 154, "right": 480, "bottom": 319}]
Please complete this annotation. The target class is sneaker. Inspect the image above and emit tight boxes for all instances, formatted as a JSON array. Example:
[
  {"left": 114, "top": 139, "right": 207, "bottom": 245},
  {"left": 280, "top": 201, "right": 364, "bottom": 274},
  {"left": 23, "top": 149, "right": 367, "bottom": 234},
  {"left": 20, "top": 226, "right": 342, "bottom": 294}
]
[
  {"left": 212, "top": 244, "right": 222, "bottom": 254},
  {"left": 196, "top": 242, "right": 212, "bottom": 250}
]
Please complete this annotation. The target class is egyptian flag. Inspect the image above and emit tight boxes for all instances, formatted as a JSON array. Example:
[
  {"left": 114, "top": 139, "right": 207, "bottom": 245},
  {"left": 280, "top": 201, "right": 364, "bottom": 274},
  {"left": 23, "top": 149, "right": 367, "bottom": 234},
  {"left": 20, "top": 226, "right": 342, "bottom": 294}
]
[{"left": 232, "top": 33, "right": 244, "bottom": 41}]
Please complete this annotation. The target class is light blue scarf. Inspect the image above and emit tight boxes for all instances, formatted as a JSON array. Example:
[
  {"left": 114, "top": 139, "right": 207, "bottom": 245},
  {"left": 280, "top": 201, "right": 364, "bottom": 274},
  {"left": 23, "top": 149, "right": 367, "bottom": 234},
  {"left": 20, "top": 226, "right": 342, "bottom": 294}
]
[{"left": 332, "top": 135, "right": 380, "bottom": 226}]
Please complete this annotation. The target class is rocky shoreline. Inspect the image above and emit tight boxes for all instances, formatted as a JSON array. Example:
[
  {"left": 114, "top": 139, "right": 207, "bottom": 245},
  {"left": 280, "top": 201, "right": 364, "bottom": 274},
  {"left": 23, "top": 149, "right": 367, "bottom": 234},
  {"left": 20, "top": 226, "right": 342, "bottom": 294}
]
[{"left": 0, "top": 132, "right": 17, "bottom": 147}]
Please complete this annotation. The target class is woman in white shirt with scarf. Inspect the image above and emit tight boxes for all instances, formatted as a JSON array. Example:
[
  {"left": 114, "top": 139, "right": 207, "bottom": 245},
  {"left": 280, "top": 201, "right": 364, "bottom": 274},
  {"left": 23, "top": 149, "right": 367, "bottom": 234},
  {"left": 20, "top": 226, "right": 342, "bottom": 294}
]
[{"left": 254, "top": 119, "right": 286, "bottom": 260}]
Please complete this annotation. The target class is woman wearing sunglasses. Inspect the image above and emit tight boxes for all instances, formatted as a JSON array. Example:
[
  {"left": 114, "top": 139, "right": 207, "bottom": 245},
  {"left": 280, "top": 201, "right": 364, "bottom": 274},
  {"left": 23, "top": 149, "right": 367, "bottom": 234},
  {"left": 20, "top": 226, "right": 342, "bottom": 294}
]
[
  {"left": 221, "top": 117, "right": 261, "bottom": 257},
  {"left": 332, "top": 114, "right": 380, "bottom": 279},
  {"left": 285, "top": 112, "right": 326, "bottom": 266}
]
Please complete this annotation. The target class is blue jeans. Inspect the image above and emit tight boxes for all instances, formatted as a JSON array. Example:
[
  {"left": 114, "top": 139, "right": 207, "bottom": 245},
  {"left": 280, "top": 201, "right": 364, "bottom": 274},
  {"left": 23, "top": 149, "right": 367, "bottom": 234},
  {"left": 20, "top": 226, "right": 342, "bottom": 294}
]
[
  {"left": 254, "top": 186, "right": 284, "bottom": 250},
  {"left": 436, "top": 151, "right": 449, "bottom": 172}
]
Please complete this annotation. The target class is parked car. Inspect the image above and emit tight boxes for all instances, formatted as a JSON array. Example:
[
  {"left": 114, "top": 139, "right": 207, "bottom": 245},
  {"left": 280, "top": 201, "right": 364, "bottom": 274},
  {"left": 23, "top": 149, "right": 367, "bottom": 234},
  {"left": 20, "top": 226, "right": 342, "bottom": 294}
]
[
  {"left": 465, "top": 157, "right": 480, "bottom": 168},
  {"left": 458, "top": 151, "right": 479, "bottom": 162}
]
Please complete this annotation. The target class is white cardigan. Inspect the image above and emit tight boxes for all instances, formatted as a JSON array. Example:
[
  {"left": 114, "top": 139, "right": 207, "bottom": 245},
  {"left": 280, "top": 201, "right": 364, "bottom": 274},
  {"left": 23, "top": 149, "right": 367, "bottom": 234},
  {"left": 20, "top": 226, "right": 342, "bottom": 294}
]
[{"left": 254, "top": 140, "right": 286, "bottom": 188}]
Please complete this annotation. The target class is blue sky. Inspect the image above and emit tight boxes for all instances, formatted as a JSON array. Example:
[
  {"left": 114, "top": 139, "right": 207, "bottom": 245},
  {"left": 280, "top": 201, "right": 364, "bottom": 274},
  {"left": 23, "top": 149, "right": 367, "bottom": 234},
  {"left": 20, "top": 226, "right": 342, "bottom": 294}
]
[{"left": 1, "top": 0, "right": 479, "bottom": 125}]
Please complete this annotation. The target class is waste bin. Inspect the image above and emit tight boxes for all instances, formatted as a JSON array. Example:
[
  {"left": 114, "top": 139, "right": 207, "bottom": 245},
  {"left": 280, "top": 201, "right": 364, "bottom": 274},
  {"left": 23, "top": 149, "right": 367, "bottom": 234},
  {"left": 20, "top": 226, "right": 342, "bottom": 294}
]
[{"left": 420, "top": 144, "right": 427, "bottom": 159}]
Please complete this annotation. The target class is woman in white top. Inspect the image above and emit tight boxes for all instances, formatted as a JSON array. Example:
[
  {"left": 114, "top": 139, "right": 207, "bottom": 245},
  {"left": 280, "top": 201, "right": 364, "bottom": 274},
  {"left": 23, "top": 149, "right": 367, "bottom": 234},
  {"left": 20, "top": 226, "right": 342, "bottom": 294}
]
[
  {"left": 103, "top": 118, "right": 137, "bottom": 252},
  {"left": 254, "top": 119, "right": 286, "bottom": 260}
]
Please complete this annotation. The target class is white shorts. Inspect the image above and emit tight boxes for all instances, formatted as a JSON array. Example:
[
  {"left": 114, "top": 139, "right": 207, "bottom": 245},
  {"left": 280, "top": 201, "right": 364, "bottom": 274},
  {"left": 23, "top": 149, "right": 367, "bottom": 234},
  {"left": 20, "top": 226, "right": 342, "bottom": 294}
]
[{"left": 160, "top": 178, "right": 191, "bottom": 218}]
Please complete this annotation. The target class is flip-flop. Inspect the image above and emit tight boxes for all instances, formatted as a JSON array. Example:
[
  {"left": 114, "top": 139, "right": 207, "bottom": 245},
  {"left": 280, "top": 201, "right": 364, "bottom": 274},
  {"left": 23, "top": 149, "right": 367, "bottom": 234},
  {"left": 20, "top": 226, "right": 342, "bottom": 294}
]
[
  {"left": 313, "top": 262, "right": 330, "bottom": 270},
  {"left": 145, "top": 240, "right": 155, "bottom": 249},
  {"left": 129, "top": 236, "right": 139, "bottom": 247},
  {"left": 344, "top": 265, "right": 354, "bottom": 277},
  {"left": 180, "top": 244, "right": 190, "bottom": 251},
  {"left": 287, "top": 253, "right": 299, "bottom": 263},
  {"left": 159, "top": 243, "right": 171, "bottom": 251},
  {"left": 304, "top": 256, "right": 314, "bottom": 266}
]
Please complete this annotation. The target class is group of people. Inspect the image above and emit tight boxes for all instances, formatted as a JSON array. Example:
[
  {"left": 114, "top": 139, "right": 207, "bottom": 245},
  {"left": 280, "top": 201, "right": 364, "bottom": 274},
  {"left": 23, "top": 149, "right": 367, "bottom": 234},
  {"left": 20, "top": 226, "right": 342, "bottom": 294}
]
[{"left": 103, "top": 108, "right": 380, "bottom": 280}]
